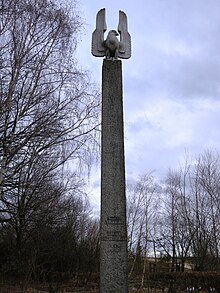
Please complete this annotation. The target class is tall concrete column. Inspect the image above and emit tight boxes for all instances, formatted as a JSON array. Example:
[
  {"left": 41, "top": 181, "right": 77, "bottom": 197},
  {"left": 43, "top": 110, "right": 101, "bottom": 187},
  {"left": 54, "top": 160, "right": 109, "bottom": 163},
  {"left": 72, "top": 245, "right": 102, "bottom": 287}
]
[{"left": 100, "top": 59, "right": 128, "bottom": 293}]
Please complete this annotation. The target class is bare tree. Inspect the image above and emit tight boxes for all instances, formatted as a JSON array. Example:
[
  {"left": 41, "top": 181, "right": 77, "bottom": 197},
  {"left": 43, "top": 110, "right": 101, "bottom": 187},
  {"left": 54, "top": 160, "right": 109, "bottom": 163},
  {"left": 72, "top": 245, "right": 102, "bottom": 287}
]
[
  {"left": 191, "top": 150, "right": 220, "bottom": 270},
  {"left": 0, "top": 0, "right": 99, "bottom": 219},
  {"left": 160, "top": 165, "right": 194, "bottom": 272},
  {"left": 127, "top": 172, "right": 160, "bottom": 282},
  {"left": 159, "top": 150, "right": 220, "bottom": 272},
  {"left": 0, "top": 0, "right": 100, "bottom": 283},
  {"left": 159, "top": 170, "right": 180, "bottom": 272}
]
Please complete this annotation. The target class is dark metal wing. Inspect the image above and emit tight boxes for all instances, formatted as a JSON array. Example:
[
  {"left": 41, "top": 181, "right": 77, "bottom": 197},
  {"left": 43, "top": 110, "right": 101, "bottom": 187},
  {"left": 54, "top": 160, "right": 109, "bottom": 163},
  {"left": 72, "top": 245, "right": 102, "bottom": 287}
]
[
  {"left": 91, "top": 8, "right": 106, "bottom": 57},
  {"left": 118, "top": 10, "right": 131, "bottom": 59}
]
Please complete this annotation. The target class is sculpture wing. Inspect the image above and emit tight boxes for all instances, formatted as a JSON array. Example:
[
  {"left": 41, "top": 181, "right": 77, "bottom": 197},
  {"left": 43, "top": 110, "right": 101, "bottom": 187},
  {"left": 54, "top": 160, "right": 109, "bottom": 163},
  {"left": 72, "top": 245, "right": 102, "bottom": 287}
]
[
  {"left": 91, "top": 8, "right": 106, "bottom": 57},
  {"left": 118, "top": 10, "right": 131, "bottom": 59}
]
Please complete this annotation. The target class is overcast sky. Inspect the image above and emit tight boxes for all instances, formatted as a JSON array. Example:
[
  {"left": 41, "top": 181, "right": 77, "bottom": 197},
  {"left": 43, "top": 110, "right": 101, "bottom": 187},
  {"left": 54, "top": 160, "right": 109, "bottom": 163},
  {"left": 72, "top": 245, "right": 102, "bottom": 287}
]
[{"left": 75, "top": 0, "right": 220, "bottom": 211}]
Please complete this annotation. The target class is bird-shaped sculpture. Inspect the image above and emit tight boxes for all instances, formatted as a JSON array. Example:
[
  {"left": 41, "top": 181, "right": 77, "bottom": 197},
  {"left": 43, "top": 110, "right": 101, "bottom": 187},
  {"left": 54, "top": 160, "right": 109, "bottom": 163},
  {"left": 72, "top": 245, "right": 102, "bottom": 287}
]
[
  {"left": 105, "top": 30, "right": 120, "bottom": 59},
  {"left": 91, "top": 8, "right": 131, "bottom": 60}
]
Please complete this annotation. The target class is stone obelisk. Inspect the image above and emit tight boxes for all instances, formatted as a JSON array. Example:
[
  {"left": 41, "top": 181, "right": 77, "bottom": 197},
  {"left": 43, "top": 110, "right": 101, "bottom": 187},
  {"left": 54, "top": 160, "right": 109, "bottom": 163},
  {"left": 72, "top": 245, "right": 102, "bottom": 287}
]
[
  {"left": 100, "top": 59, "right": 128, "bottom": 293},
  {"left": 91, "top": 8, "right": 131, "bottom": 293}
]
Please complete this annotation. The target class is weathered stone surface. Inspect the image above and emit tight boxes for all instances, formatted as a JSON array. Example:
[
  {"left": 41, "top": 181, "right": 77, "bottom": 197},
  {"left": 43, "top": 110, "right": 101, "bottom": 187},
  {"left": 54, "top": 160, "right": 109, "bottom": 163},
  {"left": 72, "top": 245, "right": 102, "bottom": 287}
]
[
  {"left": 91, "top": 9, "right": 131, "bottom": 59},
  {"left": 100, "top": 59, "right": 128, "bottom": 293}
]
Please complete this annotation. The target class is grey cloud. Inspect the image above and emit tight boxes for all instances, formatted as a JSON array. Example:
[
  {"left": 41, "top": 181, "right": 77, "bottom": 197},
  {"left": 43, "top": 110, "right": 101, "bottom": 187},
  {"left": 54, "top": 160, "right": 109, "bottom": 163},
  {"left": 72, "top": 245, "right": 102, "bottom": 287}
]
[{"left": 79, "top": 0, "right": 220, "bottom": 191}]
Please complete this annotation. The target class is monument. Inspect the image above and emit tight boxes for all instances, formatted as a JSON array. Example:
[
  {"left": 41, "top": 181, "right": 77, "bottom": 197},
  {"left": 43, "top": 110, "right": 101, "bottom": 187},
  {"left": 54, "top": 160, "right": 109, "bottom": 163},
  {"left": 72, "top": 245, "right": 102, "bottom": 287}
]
[{"left": 92, "top": 8, "right": 131, "bottom": 293}]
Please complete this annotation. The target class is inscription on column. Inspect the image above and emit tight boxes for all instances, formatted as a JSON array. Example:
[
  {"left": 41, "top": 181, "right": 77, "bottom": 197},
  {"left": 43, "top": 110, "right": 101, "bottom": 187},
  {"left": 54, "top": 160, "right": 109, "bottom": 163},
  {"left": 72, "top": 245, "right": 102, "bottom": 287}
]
[
  {"left": 102, "top": 216, "right": 126, "bottom": 241},
  {"left": 106, "top": 216, "right": 122, "bottom": 225}
]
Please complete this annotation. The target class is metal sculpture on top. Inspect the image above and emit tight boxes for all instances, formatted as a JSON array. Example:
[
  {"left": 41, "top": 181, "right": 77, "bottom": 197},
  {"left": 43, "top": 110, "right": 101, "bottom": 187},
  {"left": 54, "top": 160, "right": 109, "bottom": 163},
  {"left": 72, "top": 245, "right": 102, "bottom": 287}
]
[{"left": 92, "top": 8, "right": 131, "bottom": 60}]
